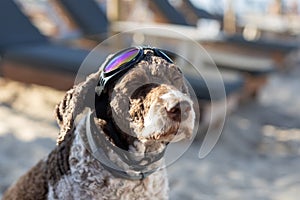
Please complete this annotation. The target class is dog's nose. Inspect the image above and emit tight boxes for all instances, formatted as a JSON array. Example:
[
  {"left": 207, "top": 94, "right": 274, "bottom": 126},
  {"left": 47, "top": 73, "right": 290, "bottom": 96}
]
[{"left": 166, "top": 101, "right": 191, "bottom": 122}]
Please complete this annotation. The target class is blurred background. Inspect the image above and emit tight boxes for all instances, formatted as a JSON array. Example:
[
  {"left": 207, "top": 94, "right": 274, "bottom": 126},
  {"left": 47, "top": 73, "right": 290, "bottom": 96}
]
[{"left": 1, "top": 0, "right": 300, "bottom": 199}]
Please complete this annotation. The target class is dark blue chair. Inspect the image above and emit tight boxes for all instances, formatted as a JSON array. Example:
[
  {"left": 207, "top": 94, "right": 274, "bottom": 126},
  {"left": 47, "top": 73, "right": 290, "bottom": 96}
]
[
  {"left": 183, "top": 0, "right": 223, "bottom": 22},
  {"left": 224, "top": 33, "right": 299, "bottom": 55},
  {"left": 149, "top": 0, "right": 297, "bottom": 69},
  {"left": 0, "top": 0, "right": 105, "bottom": 89},
  {"left": 57, "top": 0, "right": 109, "bottom": 41},
  {"left": 0, "top": 0, "right": 48, "bottom": 53},
  {"left": 149, "top": 0, "right": 190, "bottom": 26}
]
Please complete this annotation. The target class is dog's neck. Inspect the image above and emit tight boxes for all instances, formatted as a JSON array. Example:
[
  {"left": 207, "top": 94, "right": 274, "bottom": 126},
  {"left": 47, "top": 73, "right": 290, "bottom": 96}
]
[{"left": 82, "top": 110, "right": 167, "bottom": 180}]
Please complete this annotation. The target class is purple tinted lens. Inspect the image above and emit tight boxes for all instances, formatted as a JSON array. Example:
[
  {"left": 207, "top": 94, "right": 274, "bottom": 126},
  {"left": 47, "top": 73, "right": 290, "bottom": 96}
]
[{"left": 104, "top": 48, "right": 140, "bottom": 73}]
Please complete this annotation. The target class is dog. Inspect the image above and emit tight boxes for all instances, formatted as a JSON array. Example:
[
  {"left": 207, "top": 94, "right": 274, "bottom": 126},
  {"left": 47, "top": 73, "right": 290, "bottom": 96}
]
[{"left": 3, "top": 47, "right": 196, "bottom": 200}]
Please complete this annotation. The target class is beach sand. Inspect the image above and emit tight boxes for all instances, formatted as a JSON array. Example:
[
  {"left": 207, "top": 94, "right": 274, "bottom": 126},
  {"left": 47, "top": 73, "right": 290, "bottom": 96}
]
[{"left": 1, "top": 65, "right": 300, "bottom": 200}]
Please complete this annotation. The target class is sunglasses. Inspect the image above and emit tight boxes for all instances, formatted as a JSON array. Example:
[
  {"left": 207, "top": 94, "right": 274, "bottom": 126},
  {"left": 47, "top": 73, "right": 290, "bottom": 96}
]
[{"left": 96, "top": 46, "right": 174, "bottom": 96}]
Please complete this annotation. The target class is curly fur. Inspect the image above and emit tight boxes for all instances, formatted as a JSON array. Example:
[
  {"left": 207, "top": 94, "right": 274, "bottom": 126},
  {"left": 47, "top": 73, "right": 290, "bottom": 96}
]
[
  {"left": 2, "top": 49, "right": 195, "bottom": 200},
  {"left": 48, "top": 119, "right": 169, "bottom": 200}
]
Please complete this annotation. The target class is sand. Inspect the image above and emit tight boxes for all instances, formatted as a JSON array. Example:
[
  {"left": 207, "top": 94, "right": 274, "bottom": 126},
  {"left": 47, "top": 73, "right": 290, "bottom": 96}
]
[{"left": 1, "top": 65, "right": 300, "bottom": 200}]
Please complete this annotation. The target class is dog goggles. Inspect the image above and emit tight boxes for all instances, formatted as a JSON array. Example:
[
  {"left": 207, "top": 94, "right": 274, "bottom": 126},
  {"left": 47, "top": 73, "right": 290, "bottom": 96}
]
[{"left": 96, "top": 46, "right": 174, "bottom": 96}]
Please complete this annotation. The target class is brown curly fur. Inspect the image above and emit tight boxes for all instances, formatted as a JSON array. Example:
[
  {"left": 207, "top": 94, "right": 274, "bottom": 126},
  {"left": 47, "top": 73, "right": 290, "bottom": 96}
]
[
  {"left": 2, "top": 161, "right": 48, "bottom": 200},
  {"left": 2, "top": 50, "right": 194, "bottom": 200},
  {"left": 2, "top": 69, "right": 101, "bottom": 200}
]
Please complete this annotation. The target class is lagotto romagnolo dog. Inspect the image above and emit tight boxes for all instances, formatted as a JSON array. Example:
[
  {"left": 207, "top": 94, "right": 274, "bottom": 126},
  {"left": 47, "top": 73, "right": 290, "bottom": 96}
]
[{"left": 3, "top": 47, "right": 196, "bottom": 200}]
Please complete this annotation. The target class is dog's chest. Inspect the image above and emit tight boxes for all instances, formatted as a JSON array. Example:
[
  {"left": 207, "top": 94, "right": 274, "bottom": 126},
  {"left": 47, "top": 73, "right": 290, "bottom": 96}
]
[{"left": 48, "top": 134, "right": 169, "bottom": 200}]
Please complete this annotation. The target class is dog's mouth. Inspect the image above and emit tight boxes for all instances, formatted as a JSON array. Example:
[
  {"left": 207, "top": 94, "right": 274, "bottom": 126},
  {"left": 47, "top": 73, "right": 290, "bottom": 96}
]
[{"left": 129, "top": 84, "right": 195, "bottom": 143}]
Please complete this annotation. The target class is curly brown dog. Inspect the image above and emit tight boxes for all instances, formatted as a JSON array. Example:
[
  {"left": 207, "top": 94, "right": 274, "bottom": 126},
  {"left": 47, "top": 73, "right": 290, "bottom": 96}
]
[{"left": 3, "top": 47, "right": 196, "bottom": 200}]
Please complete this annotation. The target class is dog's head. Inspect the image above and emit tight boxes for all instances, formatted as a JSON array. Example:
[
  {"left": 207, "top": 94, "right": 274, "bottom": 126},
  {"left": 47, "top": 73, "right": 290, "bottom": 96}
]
[
  {"left": 55, "top": 48, "right": 196, "bottom": 150},
  {"left": 109, "top": 50, "right": 195, "bottom": 145}
]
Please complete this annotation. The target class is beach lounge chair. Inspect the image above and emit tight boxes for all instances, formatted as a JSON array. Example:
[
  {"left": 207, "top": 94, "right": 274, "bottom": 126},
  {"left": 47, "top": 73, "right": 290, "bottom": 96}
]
[
  {"left": 55, "top": 0, "right": 109, "bottom": 41},
  {"left": 182, "top": 0, "right": 223, "bottom": 22},
  {"left": 150, "top": 0, "right": 222, "bottom": 26},
  {"left": 221, "top": 33, "right": 299, "bottom": 68},
  {"left": 147, "top": 0, "right": 190, "bottom": 26},
  {"left": 0, "top": 0, "right": 107, "bottom": 90},
  {"left": 152, "top": 0, "right": 298, "bottom": 68}
]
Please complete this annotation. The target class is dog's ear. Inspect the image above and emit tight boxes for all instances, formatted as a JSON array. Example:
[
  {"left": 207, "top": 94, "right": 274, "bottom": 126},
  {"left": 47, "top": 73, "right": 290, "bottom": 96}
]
[{"left": 55, "top": 71, "right": 100, "bottom": 145}]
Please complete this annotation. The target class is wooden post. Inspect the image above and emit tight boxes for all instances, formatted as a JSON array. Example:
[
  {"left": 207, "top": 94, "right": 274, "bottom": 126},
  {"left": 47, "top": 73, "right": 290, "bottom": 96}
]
[
  {"left": 223, "top": 0, "right": 236, "bottom": 34},
  {"left": 107, "top": 0, "right": 121, "bottom": 22},
  {"left": 269, "top": 0, "right": 283, "bottom": 15}
]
